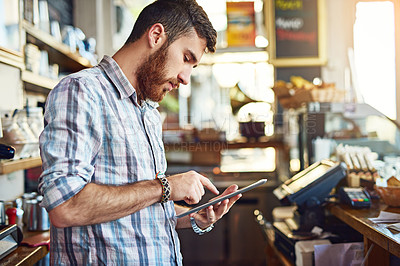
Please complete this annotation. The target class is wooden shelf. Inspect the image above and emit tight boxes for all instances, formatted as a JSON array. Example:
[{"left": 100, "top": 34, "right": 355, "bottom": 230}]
[
  {"left": 201, "top": 49, "right": 268, "bottom": 65},
  {"left": 164, "top": 139, "right": 285, "bottom": 151},
  {"left": 215, "top": 46, "right": 266, "bottom": 53},
  {"left": 0, "top": 157, "right": 42, "bottom": 175},
  {"left": 21, "top": 71, "right": 58, "bottom": 92},
  {"left": 0, "top": 47, "right": 24, "bottom": 69},
  {"left": 22, "top": 20, "right": 92, "bottom": 72},
  {"left": 226, "top": 139, "right": 285, "bottom": 149}
]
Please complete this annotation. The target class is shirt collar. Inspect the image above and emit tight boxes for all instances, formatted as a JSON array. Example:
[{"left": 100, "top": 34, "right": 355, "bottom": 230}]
[
  {"left": 98, "top": 55, "right": 159, "bottom": 109},
  {"left": 144, "top": 99, "right": 160, "bottom": 109}
]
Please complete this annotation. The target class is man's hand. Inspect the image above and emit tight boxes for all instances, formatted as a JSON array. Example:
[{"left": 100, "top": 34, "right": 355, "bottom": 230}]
[
  {"left": 190, "top": 184, "right": 242, "bottom": 229},
  {"left": 168, "top": 171, "right": 219, "bottom": 204}
]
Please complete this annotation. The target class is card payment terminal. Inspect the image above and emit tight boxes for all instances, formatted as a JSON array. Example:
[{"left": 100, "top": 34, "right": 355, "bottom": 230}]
[{"left": 339, "top": 187, "right": 371, "bottom": 209}]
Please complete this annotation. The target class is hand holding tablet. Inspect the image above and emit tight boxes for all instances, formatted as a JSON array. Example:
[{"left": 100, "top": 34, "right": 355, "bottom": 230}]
[{"left": 176, "top": 179, "right": 267, "bottom": 218}]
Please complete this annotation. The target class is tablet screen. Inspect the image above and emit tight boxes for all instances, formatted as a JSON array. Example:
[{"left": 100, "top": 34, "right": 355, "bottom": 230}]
[{"left": 176, "top": 179, "right": 267, "bottom": 218}]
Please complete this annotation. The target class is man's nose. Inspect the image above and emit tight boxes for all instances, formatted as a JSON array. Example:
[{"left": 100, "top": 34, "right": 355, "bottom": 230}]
[{"left": 178, "top": 67, "right": 192, "bottom": 85}]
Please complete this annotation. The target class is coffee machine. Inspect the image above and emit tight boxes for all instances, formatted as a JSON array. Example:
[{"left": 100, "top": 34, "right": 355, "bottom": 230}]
[
  {"left": 0, "top": 116, "right": 16, "bottom": 160},
  {"left": 0, "top": 144, "right": 15, "bottom": 160}
]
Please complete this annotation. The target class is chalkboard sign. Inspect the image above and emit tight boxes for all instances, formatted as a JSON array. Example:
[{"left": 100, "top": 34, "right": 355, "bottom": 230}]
[{"left": 266, "top": 0, "right": 327, "bottom": 67}]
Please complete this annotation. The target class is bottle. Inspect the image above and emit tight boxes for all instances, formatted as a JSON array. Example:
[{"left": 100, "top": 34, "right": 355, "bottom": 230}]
[{"left": 6, "top": 207, "right": 17, "bottom": 225}]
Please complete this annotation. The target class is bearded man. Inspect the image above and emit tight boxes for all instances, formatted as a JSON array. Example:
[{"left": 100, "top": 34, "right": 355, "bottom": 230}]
[{"left": 38, "top": 0, "right": 241, "bottom": 265}]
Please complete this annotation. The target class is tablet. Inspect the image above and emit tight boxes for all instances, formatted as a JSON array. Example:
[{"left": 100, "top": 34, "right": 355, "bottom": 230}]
[{"left": 176, "top": 179, "right": 267, "bottom": 218}]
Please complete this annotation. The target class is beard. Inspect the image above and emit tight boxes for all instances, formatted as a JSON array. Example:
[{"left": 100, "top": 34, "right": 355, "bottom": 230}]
[{"left": 135, "top": 43, "right": 179, "bottom": 103}]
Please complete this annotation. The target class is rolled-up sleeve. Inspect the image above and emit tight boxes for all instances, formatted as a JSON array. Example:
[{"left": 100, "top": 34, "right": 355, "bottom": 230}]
[{"left": 38, "top": 77, "right": 102, "bottom": 211}]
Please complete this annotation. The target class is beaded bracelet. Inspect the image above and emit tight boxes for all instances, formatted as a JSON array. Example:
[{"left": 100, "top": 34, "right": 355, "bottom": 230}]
[{"left": 156, "top": 172, "right": 171, "bottom": 203}]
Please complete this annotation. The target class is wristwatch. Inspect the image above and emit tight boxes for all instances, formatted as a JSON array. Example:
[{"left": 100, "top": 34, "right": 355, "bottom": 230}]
[{"left": 190, "top": 217, "right": 214, "bottom": 235}]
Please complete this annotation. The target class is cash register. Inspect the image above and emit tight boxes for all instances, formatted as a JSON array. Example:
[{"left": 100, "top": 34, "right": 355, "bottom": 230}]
[{"left": 272, "top": 159, "right": 348, "bottom": 263}]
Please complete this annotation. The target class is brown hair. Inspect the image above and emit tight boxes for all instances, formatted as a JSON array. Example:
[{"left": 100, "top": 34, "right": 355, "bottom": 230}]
[{"left": 125, "top": 0, "right": 217, "bottom": 53}]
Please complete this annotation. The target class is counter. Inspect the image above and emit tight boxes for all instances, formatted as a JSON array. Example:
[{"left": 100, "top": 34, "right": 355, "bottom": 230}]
[
  {"left": 264, "top": 199, "right": 400, "bottom": 266},
  {"left": 326, "top": 200, "right": 400, "bottom": 266},
  {"left": 0, "top": 230, "right": 49, "bottom": 266}
]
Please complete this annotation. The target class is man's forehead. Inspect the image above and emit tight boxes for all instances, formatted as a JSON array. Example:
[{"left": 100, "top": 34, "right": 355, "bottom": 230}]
[{"left": 175, "top": 32, "right": 207, "bottom": 56}]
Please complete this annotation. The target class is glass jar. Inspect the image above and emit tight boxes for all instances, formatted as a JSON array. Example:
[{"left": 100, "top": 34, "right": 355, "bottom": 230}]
[{"left": 26, "top": 107, "right": 44, "bottom": 139}]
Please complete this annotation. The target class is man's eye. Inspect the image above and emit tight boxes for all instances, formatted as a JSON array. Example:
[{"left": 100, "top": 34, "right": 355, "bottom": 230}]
[{"left": 184, "top": 56, "right": 189, "bottom": 62}]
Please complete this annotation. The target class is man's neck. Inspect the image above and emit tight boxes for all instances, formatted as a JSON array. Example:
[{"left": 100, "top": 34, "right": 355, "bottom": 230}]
[
  {"left": 112, "top": 42, "right": 147, "bottom": 93},
  {"left": 136, "top": 90, "right": 145, "bottom": 104}
]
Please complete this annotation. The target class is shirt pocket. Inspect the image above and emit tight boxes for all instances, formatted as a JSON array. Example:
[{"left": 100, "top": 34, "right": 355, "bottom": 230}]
[{"left": 100, "top": 118, "right": 128, "bottom": 166}]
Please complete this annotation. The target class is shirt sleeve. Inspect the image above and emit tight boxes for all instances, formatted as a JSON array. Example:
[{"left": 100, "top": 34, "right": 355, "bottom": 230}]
[{"left": 38, "top": 77, "right": 102, "bottom": 211}]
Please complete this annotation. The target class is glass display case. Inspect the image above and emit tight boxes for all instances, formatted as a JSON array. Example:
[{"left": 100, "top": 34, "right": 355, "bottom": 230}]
[{"left": 286, "top": 102, "right": 400, "bottom": 171}]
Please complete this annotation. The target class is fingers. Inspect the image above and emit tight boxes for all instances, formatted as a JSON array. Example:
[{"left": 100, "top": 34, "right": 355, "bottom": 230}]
[
  {"left": 196, "top": 179, "right": 206, "bottom": 197},
  {"left": 184, "top": 185, "right": 203, "bottom": 205},
  {"left": 199, "top": 175, "right": 219, "bottom": 195},
  {"left": 211, "top": 186, "right": 242, "bottom": 216},
  {"left": 190, "top": 190, "right": 242, "bottom": 229},
  {"left": 193, "top": 198, "right": 235, "bottom": 227},
  {"left": 206, "top": 206, "right": 216, "bottom": 223},
  {"left": 191, "top": 177, "right": 206, "bottom": 203},
  {"left": 191, "top": 206, "right": 216, "bottom": 229},
  {"left": 220, "top": 184, "right": 238, "bottom": 196},
  {"left": 225, "top": 193, "right": 242, "bottom": 210},
  {"left": 213, "top": 199, "right": 229, "bottom": 216},
  {"left": 210, "top": 184, "right": 238, "bottom": 202},
  {"left": 184, "top": 173, "right": 217, "bottom": 204},
  {"left": 168, "top": 171, "right": 222, "bottom": 205}
]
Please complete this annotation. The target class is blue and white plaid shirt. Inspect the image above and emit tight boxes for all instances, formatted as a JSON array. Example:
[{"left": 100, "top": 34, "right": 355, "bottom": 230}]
[{"left": 39, "top": 56, "right": 182, "bottom": 265}]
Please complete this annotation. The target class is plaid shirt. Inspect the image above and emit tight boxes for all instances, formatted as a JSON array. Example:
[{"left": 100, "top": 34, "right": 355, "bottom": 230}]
[{"left": 39, "top": 56, "right": 182, "bottom": 265}]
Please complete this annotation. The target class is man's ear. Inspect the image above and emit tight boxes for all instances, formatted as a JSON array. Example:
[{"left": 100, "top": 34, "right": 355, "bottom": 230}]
[{"left": 147, "top": 23, "right": 167, "bottom": 48}]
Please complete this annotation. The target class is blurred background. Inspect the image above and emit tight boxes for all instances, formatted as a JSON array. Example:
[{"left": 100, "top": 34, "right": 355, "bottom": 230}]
[{"left": 0, "top": 0, "right": 400, "bottom": 265}]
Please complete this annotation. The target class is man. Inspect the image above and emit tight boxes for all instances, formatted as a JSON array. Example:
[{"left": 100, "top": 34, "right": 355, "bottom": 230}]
[{"left": 38, "top": 0, "right": 241, "bottom": 264}]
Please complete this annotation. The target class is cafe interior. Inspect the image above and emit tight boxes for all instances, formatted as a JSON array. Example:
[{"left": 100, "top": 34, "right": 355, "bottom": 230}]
[{"left": 0, "top": 0, "right": 400, "bottom": 265}]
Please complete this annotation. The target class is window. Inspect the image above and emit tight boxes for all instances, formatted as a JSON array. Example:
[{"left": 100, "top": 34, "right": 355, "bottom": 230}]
[{"left": 353, "top": 1, "right": 396, "bottom": 119}]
